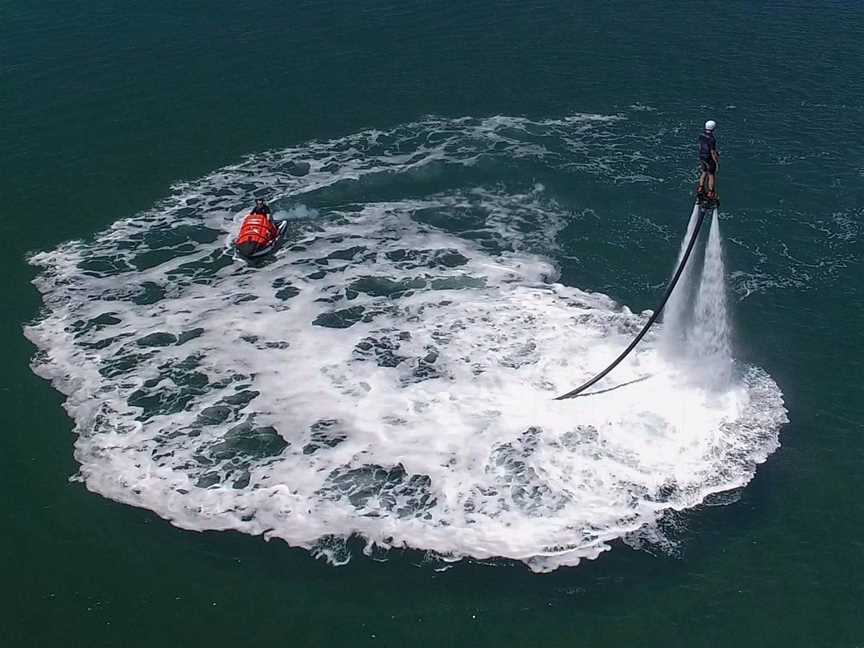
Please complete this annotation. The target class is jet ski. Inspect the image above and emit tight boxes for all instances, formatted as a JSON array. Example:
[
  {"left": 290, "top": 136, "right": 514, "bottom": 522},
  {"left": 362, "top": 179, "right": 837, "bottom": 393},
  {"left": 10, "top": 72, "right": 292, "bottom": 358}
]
[{"left": 235, "top": 213, "right": 287, "bottom": 260}]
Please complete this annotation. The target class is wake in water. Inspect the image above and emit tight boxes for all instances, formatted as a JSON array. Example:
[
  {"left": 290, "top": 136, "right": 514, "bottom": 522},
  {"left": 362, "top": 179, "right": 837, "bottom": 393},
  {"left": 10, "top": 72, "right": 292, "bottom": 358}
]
[{"left": 25, "top": 114, "right": 787, "bottom": 571}]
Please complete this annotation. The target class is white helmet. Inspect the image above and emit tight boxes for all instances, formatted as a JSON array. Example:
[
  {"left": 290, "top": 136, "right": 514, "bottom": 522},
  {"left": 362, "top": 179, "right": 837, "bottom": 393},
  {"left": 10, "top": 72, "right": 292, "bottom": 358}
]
[{"left": 705, "top": 120, "right": 717, "bottom": 131}]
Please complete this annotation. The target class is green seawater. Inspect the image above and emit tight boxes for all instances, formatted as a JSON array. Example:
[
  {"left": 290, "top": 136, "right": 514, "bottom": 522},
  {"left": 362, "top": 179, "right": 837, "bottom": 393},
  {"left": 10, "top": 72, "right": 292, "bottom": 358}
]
[{"left": 2, "top": 1, "right": 863, "bottom": 646}]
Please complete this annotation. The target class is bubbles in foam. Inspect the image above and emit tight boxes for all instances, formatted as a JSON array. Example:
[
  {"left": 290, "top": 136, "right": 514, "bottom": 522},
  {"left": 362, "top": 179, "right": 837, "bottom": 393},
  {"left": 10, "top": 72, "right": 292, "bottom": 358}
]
[{"left": 25, "top": 114, "right": 787, "bottom": 571}]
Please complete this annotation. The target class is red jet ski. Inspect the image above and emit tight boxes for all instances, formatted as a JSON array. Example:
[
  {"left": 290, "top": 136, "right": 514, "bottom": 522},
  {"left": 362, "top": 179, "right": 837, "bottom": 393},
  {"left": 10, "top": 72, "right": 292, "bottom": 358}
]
[{"left": 235, "top": 213, "right": 287, "bottom": 260}]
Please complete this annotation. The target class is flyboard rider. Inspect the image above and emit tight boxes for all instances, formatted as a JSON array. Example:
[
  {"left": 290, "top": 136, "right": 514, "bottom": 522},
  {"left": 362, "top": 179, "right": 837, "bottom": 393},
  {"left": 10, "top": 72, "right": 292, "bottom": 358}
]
[{"left": 697, "top": 120, "right": 719, "bottom": 205}]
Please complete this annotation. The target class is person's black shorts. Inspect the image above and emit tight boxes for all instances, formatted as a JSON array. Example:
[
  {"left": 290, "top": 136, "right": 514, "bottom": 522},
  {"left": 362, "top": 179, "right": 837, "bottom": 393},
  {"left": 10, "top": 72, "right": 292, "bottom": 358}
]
[{"left": 700, "top": 157, "right": 717, "bottom": 174}]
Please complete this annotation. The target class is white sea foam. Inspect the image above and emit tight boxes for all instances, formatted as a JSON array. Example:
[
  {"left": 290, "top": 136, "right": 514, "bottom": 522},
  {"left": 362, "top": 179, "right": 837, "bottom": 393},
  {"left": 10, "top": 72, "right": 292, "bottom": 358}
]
[{"left": 25, "top": 114, "right": 787, "bottom": 571}]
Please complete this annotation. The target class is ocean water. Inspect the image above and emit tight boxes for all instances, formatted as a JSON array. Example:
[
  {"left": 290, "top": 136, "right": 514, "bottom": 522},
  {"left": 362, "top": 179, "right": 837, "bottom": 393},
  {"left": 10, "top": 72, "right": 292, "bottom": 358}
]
[{"left": 3, "top": 1, "right": 863, "bottom": 646}]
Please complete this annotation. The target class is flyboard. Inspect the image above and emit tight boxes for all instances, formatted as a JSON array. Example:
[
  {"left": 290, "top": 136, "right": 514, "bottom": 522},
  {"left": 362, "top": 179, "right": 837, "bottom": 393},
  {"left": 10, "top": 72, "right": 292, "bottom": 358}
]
[
  {"left": 555, "top": 194, "right": 718, "bottom": 399},
  {"left": 235, "top": 219, "right": 288, "bottom": 261}
]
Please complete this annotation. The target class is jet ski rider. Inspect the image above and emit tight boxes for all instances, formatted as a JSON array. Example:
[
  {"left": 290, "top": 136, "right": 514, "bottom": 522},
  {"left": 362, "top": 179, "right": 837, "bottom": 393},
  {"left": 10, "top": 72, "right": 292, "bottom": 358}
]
[{"left": 251, "top": 198, "right": 273, "bottom": 222}]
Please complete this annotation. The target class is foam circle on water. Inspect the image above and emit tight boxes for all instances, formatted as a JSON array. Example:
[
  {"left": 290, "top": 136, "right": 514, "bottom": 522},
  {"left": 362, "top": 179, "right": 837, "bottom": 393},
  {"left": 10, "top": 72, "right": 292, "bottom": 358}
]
[{"left": 25, "top": 114, "right": 787, "bottom": 571}]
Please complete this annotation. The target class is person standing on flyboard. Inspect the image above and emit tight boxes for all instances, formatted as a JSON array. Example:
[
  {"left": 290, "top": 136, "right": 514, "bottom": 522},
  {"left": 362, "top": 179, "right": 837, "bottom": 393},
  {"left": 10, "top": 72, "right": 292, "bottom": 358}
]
[{"left": 697, "top": 120, "right": 719, "bottom": 206}]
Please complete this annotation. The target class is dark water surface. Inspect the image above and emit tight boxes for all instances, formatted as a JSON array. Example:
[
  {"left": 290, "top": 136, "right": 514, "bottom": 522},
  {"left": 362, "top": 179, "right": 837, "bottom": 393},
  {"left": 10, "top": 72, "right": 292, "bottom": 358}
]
[{"left": 3, "top": 1, "right": 863, "bottom": 646}]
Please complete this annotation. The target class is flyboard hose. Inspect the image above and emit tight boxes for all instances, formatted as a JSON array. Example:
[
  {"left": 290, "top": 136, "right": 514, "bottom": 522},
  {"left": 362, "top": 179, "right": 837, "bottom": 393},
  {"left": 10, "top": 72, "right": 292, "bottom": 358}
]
[{"left": 555, "top": 206, "right": 709, "bottom": 400}]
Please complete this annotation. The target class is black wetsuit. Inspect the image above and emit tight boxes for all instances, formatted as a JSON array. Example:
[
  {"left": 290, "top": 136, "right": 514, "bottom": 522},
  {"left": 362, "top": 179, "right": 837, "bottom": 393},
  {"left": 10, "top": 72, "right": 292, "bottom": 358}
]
[
  {"left": 698, "top": 131, "right": 717, "bottom": 174},
  {"left": 251, "top": 203, "right": 272, "bottom": 217}
]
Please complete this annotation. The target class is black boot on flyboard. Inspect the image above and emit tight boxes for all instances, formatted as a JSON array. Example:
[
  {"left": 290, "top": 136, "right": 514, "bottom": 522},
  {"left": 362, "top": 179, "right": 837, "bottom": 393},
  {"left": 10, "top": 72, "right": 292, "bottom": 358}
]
[{"left": 696, "top": 185, "right": 720, "bottom": 210}]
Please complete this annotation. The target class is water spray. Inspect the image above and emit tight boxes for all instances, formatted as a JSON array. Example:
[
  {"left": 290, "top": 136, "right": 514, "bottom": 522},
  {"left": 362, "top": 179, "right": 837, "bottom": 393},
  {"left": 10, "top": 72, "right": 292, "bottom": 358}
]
[{"left": 555, "top": 205, "right": 710, "bottom": 400}]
